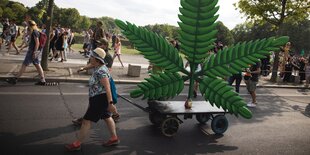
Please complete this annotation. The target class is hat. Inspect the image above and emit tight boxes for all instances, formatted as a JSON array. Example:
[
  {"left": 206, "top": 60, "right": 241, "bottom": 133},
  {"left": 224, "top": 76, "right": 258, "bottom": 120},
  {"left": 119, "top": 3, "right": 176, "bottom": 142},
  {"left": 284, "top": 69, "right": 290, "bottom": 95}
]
[
  {"left": 90, "top": 48, "right": 106, "bottom": 64},
  {"left": 96, "top": 38, "right": 109, "bottom": 46}
]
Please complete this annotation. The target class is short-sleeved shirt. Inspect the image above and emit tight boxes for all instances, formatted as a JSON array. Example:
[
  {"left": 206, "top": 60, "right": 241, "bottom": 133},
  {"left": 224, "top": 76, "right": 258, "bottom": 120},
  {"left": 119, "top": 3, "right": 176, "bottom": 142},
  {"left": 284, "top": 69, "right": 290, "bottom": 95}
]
[
  {"left": 28, "top": 30, "right": 40, "bottom": 52},
  {"left": 89, "top": 65, "right": 110, "bottom": 97},
  {"left": 250, "top": 62, "right": 261, "bottom": 82}
]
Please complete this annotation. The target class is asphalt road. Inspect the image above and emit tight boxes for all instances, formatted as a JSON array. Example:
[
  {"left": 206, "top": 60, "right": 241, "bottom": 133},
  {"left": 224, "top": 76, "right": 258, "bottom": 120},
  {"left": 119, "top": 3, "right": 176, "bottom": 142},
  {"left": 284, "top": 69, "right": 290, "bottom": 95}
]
[{"left": 0, "top": 82, "right": 309, "bottom": 155}]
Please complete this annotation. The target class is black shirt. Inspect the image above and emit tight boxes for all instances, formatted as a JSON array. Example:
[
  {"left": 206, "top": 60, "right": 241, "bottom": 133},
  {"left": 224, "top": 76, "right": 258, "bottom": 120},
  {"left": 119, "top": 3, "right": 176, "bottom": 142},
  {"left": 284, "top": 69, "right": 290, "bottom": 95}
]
[{"left": 250, "top": 62, "right": 261, "bottom": 82}]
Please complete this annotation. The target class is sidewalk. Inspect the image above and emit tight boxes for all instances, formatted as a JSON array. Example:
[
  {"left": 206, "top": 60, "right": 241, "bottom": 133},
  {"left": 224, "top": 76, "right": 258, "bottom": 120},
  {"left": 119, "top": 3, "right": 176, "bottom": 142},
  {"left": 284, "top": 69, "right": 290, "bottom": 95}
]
[{"left": 0, "top": 48, "right": 308, "bottom": 89}]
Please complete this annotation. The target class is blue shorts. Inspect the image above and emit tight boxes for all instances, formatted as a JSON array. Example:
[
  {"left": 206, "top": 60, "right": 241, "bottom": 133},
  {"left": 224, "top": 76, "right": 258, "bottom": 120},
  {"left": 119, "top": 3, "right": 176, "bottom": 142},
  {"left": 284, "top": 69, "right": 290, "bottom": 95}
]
[{"left": 23, "top": 50, "right": 40, "bottom": 66}]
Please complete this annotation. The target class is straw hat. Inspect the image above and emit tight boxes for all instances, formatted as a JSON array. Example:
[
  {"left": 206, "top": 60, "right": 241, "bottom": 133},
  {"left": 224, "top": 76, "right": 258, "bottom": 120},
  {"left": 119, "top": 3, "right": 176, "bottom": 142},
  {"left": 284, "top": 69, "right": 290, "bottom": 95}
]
[{"left": 90, "top": 48, "right": 106, "bottom": 64}]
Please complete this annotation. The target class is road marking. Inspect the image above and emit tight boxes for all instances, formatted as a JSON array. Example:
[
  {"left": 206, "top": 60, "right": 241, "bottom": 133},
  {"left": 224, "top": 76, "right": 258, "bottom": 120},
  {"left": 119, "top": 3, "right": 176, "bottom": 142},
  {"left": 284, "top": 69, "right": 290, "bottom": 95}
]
[{"left": 0, "top": 92, "right": 308, "bottom": 97}]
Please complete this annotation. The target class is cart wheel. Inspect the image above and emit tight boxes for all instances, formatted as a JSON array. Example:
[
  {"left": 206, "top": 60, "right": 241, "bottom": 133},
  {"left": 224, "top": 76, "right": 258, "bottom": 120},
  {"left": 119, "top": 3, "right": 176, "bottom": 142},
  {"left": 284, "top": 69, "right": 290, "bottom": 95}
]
[
  {"left": 196, "top": 113, "right": 211, "bottom": 124},
  {"left": 149, "top": 111, "right": 166, "bottom": 126},
  {"left": 161, "top": 117, "right": 179, "bottom": 137},
  {"left": 211, "top": 115, "right": 228, "bottom": 134}
]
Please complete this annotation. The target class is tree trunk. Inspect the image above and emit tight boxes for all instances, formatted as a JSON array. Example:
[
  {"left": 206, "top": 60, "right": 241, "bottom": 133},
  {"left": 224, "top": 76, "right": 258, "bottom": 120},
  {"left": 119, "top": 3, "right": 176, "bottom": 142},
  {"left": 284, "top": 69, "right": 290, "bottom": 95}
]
[
  {"left": 41, "top": 0, "right": 54, "bottom": 70},
  {"left": 270, "top": 23, "right": 285, "bottom": 82},
  {"left": 270, "top": 51, "right": 280, "bottom": 82}
]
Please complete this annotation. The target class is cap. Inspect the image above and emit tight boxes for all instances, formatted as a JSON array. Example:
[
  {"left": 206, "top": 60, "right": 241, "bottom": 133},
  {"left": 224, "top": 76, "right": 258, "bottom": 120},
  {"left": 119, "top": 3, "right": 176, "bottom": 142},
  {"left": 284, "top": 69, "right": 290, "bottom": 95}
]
[{"left": 90, "top": 48, "right": 106, "bottom": 64}]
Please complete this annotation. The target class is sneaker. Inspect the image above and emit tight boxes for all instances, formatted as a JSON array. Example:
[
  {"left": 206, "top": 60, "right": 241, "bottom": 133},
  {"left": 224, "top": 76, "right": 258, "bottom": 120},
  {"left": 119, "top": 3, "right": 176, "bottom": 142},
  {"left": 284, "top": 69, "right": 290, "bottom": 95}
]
[
  {"left": 72, "top": 117, "right": 83, "bottom": 126},
  {"left": 35, "top": 81, "right": 46, "bottom": 86},
  {"left": 5, "top": 77, "right": 17, "bottom": 85},
  {"left": 247, "top": 102, "right": 256, "bottom": 107},
  {"left": 65, "top": 143, "right": 81, "bottom": 151},
  {"left": 103, "top": 138, "right": 120, "bottom": 147}
]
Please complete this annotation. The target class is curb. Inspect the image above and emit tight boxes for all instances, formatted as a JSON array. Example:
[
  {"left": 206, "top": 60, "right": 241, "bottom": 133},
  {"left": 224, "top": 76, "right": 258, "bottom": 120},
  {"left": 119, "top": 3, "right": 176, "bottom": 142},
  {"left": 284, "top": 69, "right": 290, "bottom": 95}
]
[{"left": 1, "top": 76, "right": 309, "bottom": 89}]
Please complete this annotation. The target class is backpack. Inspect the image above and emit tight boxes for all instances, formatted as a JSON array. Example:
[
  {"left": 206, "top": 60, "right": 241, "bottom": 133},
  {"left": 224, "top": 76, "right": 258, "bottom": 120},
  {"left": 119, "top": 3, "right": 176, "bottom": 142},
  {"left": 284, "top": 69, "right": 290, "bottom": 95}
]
[
  {"left": 39, "top": 32, "right": 47, "bottom": 50},
  {"left": 109, "top": 76, "right": 118, "bottom": 104}
]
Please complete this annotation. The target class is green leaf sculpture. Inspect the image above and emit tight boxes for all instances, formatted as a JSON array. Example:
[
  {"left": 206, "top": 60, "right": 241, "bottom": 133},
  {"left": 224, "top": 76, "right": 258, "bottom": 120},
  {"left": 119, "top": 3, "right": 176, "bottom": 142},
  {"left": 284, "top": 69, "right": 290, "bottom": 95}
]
[{"left": 115, "top": 0, "right": 289, "bottom": 119}]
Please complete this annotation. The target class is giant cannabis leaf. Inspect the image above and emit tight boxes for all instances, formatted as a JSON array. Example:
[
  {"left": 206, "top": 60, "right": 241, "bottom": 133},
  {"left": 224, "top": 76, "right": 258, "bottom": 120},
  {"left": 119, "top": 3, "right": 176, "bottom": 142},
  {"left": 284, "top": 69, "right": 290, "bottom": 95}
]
[{"left": 115, "top": 0, "right": 289, "bottom": 119}]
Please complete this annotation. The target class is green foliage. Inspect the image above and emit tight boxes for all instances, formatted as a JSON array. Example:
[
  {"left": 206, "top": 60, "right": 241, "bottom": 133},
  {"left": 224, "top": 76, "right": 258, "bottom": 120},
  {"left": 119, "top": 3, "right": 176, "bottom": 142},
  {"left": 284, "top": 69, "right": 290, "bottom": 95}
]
[
  {"left": 235, "top": 0, "right": 310, "bottom": 27},
  {"left": 144, "top": 24, "right": 180, "bottom": 40},
  {"left": 78, "top": 16, "right": 92, "bottom": 31},
  {"left": 130, "top": 72, "right": 184, "bottom": 100},
  {"left": 178, "top": 0, "right": 219, "bottom": 64},
  {"left": 199, "top": 77, "right": 251, "bottom": 118},
  {"left": 216, "top": 21, "right": 234, "bottom": 46},
  {"left": 203, "top": 36, "right": 289, "bottom": 78},
  {"left": 232, "top": 20, "right": 310, "bottom": 56},
  {"left": 116, "top": 0, "right": 289, "bottom": 119}
]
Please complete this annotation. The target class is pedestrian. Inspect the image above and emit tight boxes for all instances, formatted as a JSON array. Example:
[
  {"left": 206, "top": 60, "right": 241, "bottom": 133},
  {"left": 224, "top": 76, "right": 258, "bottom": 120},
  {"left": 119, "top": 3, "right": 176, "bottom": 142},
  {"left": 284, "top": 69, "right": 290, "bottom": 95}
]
[
  {"left": 73, "top": 39, "right": 120, "bottom": 126},
  {"left": 63, "top": 31, "right": 69, "bottom": 61},
  {"left": 6, "top": 20, "right": 46, "bottom": 85},
  {"left": 18, "top": 22, "right": 30, "bottom": 52},
  {"left": 244, "top": 61, "right": 261, "bottom": 107},
  {"left": 228, "top": 72, "right": 242, "bottom": 93},
  {"left": 111, "top": 33, "right": 116, "bottom": 49},
  {"left": 304, "top": 59, "right": 310, "bottom": 88},
  {"left": 0, "top": 18, "right": 10, "bottom": 50},
  {"left": 92, "top": 21, "right": 105, "bottom": 50},
  {"left": 65, "top": 48, "right": 119, "bottom": 151},
  {"left": 7, "top": 20, "right": 19, "bottom": 55},
  {"left": 298, "top": 57, "right": 306, "bottom": 84},
  {"left": 112, "top": 37, "right": 124, "bottom": 67},
  {"left": 81, "top": 30, "right": 91, "bottom": 57},
  {"left": 283, "top": 57, "right": 293, "bottom": 83},
  {"left": 68, "top": 29, "right": 75, "bottom": 53},
  {"left": 53, "top": 28, "right": 65, "bottom": 62}
]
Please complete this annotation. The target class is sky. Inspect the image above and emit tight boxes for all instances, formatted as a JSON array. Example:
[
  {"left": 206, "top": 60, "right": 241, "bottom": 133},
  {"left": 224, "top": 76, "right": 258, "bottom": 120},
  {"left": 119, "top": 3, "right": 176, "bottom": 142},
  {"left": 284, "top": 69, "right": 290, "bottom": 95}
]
[{"left": 12, "top": 0, "right": 246, "bottom": 30}]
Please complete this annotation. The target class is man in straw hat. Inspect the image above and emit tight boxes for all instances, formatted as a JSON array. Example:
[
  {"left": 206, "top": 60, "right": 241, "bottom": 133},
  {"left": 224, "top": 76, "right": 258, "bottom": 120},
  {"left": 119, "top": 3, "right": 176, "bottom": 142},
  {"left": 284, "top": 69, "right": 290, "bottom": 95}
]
[
  {"left": 6, "top": 20, "right": 46, "bottom": 85},
  {"left": 65, "top": 48, "right": 119, "bottom": 151}
]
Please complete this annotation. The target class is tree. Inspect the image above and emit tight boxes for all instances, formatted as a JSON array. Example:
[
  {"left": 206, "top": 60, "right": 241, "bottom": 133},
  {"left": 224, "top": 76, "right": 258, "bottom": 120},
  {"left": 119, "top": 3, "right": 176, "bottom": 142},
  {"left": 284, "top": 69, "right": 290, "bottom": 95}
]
[
  {"left": 57, "top": 8, "right": 80, "bottom": 29},
  {"left": 78, "top": 15, "right": 91, "bottom": 31},
  {"left": 41, "top": 0, "right": 54, "bottom": 70},
  {"left": 11, "top": 3, "right": 27, "bottom": 23},
  {"left": 235, "top": 0, "right": 310, "bottom": 82},
  {"left": 27, "top": 6, "right": 45, "bottom": 25},
  {"left": 115, "top": 0, "right": 289, "bottom": 119},
  {"left": 216, "top": 21, "right": 234, "bottom": 46},
  {"left": 280, "top": 20, "right": 310, "bottom": 54}
]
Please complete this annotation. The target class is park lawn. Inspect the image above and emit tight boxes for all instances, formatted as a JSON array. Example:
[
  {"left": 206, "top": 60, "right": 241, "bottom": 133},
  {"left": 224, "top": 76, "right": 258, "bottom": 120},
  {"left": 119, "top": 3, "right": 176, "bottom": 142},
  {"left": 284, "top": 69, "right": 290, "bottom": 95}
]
[{"left": 71, "top": 43, "right": 140, "bottom": 55}]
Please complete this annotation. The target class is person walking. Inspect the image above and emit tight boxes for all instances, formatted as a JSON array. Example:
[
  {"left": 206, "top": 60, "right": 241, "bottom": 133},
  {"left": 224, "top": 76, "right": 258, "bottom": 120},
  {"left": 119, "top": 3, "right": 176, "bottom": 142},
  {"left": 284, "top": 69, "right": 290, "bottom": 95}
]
[
  {"left": 244, "top": 62, "right": 261, "bottom": 107},
  {"left": 92, "top": 21, "right": 105, "bottom": 50},
  {"left": 6, "top": 20, "right": 46, "bottom": 85},
  {"left": 49, "top": 27, "right": 59, "bottom": 60},
  {"left": 73, "top": 39, "right": 120, "bottom": 126},
  {"left": 7, "top": 20, "right": 19, "bottom": 55},
  {"left": 65, "top": 48, "right": 119, "bottom": 151},
  {"left": 67, "top": 29, "right": 75, "bottom": 53},
  {"left": 112, "top": 37, "right": 124, "bottom": 67},
  {"left": 228, "top": 72, "right": 242, "bottom": 93},
  {"left": 54, "top": 28, "right": 65, "bottom": 62},
  {"left": 304, "top": 59, "right": 310, "bottom": 88}
]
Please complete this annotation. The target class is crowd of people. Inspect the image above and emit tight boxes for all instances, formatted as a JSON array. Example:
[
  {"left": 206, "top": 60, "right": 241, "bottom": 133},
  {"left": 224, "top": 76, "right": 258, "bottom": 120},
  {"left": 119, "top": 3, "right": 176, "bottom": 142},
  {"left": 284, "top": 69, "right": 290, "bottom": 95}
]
[
  {"left": 1, "top": 17, "right": 120, "bottom": 151},
  {"left": 79, "top": 21, "right": 124, "bottom": 68}
]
